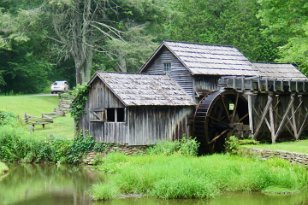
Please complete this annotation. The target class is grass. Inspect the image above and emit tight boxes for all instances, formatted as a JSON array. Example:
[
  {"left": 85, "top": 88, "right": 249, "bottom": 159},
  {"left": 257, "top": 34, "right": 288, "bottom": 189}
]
[
  {"left": 91, "top": 153, "right": 308, "bottom": 200},
  {"left": 242, "top": 139, "right": 308, "bottom": 154},
  {"left": 0, "top": 162, "right": 8, "bottom": 176},
  {"left": 0, "top": 95, "right": 74, "bottom": 138}
]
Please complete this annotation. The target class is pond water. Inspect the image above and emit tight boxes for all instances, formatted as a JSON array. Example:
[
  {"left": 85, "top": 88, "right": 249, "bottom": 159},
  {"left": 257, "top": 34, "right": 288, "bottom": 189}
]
[{"left": 0, "top": 164, "right": 308, "bottom": 205}]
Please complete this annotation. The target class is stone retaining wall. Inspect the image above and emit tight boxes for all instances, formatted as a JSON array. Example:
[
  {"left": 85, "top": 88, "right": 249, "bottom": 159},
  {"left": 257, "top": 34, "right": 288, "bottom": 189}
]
[{"left": 240, "top": 147, "right": 308, "bottom": 166}]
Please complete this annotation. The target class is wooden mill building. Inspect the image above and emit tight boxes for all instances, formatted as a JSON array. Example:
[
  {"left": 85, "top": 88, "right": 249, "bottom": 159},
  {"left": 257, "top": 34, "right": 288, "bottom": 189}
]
[
  {"left": 79, "top": 72, "right": 195, "bottom": 145},
  {"left": 79, "top": 41, "right": 308, "bottom": 150}
]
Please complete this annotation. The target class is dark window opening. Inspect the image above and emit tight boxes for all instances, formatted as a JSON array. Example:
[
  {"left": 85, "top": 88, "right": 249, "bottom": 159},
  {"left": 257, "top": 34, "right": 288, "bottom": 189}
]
[
  {"left": 106, "top": 108, "right": 125, "bottom": 122},
  {"left": 164, "top": 63, "right": 171, "bottom": 73},
  {"left": 117, "top": 108, "right": 125, "bottom": 122},
  {"left": 107, "top": 108, "right": 115, "bottom": 122}
]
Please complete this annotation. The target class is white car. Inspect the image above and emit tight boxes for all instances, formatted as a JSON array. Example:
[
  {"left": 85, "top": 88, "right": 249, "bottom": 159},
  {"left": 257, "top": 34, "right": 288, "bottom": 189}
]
[{"left": 51, "top": 81, "right": 69, "bottom": 94}]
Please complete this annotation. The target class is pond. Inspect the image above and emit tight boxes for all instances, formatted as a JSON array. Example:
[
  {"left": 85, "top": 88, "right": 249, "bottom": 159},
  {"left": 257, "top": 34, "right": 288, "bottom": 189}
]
[{"left": 0, "top": 164, "right": 308, "bottom": 205}]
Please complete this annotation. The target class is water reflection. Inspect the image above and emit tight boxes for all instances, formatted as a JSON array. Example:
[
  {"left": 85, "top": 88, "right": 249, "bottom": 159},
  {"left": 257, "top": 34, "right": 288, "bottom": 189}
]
[
  {"left": 0, "top": 164, "right": 96, "bottom": 205},
  {"left": 0, "top": 164, "right": 307, "bottom": 205}
]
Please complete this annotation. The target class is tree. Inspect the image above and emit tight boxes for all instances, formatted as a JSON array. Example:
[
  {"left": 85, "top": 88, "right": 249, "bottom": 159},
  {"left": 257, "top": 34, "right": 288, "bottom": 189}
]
[
  {"left": 164, "top": 0, "right": 278, "bottom": 62},
  {"left": 0, "top": 1, "right": 52, "bottom": 93},
  {"left": 258, "top": 0, "right": 308, "bottom": 74},
  {"left": 46, "top": 0, "right": 125, "bottom": 84}
]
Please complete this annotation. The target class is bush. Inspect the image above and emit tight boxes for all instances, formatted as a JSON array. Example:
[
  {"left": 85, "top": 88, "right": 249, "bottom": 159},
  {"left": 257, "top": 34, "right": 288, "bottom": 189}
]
[
  {"left": 225, "top": 136, "right": 239, "bottom": 154},
  {"left": 0, "top": 111, "right": 18, "bottom": 126},
  {"left": 0, "top": 115, "right": 109, "bottom": 164},
  {"left": 148, "top": 136, "right": 199, "bottom": 156}
]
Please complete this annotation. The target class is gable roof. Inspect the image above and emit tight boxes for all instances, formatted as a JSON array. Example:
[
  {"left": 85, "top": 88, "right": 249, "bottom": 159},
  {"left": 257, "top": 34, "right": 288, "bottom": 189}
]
[
  {"left": 93, "top": 72, "right": 196, "bottom": 106},
  {"left": 140, "top": 41, "right": 259, "bottom": 76},
  {"left": 253, "top": 63, "right": 308, "bottom": 80}
]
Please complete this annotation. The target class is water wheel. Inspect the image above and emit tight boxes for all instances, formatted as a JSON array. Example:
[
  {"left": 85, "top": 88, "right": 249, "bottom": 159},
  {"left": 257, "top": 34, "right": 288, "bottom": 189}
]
[{"left": 194, "top": 89, "right": 249, "bottom": 154}]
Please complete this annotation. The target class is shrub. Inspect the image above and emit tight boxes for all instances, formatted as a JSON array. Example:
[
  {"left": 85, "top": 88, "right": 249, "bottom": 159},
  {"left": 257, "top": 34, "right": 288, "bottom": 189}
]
[
  {"left": 0, "top": 111, "right": 18, "bottom": 126},
  {"left": 225, "top": 136, "right": 239, "bottom": 154},
  {"left": 148, "top": 136, "right": 199, "bottom": 156},
  {"left": 0, "top": 121, "right": 108, "bottom": 164},
  {"left": 70, "top": 84, "right": 89, "bottom": 122}
]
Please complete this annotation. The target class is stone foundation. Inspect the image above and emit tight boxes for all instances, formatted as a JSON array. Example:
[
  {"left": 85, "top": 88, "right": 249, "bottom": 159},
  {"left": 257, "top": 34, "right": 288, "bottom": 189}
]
[{"left": 240, "top": 147, "right": 308, "bottom": 166}]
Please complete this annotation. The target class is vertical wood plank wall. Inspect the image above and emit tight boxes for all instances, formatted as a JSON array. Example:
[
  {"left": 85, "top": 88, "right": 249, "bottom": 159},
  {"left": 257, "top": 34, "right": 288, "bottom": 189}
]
[
  {"left": 142, "top": 47, "right": 195, "bottom": 97},
  {"left": 194, "top": 75, "right": 220, "bottom": 93},
  {"left": 87, "top": 78, "right": 127, "bottom": 144},
  {"left": 127, "top": 107, "right": 193, "bottom": 145}
]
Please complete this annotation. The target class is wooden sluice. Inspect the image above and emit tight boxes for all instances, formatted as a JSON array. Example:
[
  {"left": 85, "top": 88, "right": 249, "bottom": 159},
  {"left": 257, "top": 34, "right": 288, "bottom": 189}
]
[{"left": 219, "top": 76, "right": 308, "bottom": 142}]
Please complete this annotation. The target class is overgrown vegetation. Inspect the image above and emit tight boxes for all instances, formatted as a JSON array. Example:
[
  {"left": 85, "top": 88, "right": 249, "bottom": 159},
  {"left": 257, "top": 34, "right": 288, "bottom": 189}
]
[
  {"left": 0, "top": 111, "right": 107, "bottom": 164},
  {"left": 91, "top": 140, "right": 308, "bottom": 200},
  {"left": 70, "top": 84, "right": 89, "bottom": 123},
  {"left": 225, "top": 136, "right": 240, "bottom": 154},
  {"left": 147, "top": 137, "right": 199, "bottom": 156}
]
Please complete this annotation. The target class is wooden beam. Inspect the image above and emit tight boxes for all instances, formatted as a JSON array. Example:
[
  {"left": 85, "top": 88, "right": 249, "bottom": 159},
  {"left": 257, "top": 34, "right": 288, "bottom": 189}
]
[
  {"left": 297, "top": 108, "right": 308, "bottom": 140},
  {"left": 231, "top": 93, "right": 239, "bottom": 122},
  {"left": 247, "top": 93, "right": 254, "bottom": 138},
  {"left": 291, "top": 101, "right": 298, "bottom": 139},
  {"left": 275, "top": 95, "right": 295, "bottom": 137},
  {"left": 208, "top": 129, "right": 229, "bottom": 144},
  {"left": 253, "top": 96, "right": 272, "bottom": 138},
  {"left": 268, "top": 95, "right": 276, "bottom": 143}
]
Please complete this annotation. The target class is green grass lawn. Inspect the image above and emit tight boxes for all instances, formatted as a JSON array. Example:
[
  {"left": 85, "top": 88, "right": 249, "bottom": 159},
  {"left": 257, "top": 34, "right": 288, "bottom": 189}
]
[
  {"left": 0, "top": 95, "right": 74, "bottom": 139},
  {"left": 243, "top": 139, "right": 308, "bottom": 154}
]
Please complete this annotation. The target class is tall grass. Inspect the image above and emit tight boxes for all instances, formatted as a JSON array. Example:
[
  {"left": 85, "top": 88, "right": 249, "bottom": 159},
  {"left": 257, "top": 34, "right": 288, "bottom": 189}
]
[
  {"left": 0, "top": 111, "right": 108, "bottom": 164},
  {"left": 92, "top": 152, "right": 308, "bottom": 200},
  {"left": 0, "top": 162, "right": 8, "bottom": 176}
]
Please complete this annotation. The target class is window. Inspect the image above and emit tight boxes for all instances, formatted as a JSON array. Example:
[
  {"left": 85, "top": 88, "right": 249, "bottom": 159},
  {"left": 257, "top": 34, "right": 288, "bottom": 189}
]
[
  {"left": 117, "top": 108, "right": 125, "bottom": 122},
  {"left": 107, "top": 108, "right": 115, "bottom": 122},
  {"left": 106, "top": 108, "right": 125, "bottom": 122},
  {"left": 164, "top": 63, "right": 171, "bottom": 73}
]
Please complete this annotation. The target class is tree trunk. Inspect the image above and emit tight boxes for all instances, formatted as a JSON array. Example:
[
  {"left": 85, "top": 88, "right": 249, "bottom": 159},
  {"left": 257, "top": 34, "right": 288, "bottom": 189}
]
[
  {"left": 74, "top": 48, "right": 93, "bottom": 85},
  {"left": 117, "top": 51, "right": 127, "bottom": 72}
]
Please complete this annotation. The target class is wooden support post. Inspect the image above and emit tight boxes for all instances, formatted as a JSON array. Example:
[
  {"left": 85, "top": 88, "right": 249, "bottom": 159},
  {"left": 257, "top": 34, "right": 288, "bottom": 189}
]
[
  {"left": 275, "top": 94, "right": 294, "bottom": 137},
  {"left": 247, "top": 93, "right": 254, "bottom": 138},
  {"left": 268, "top": 95, "right": 276, "bottom": 143},
  {"left": 291, "top": 99, "right": 298, "bottom": 139},
  {"left": 297, "top": 109, "right": 308, "bottom": 140},
  {"left": 253, "top": 95, "right": 272, "bottom": 138}
]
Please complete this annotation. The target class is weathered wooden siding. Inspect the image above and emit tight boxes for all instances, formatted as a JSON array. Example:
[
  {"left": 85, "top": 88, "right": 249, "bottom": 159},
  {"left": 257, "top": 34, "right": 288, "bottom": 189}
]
[
  {"left": 142, "top": 47, "right": 195, "bottom": 97},
  {"left": 86, "top": 78, "right": 128, "bottom": 144},
  {"left": 194, "top": 75, "right": 220, "bottom": 93},
  {"left": 127, "top": 106, "right": 193, "bottom": 145}
]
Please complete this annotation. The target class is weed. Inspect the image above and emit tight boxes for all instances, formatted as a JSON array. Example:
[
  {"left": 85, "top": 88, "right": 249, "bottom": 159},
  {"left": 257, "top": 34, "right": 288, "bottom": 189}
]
[
  {"left": 225, "top": 136, "right": 239, "bottom": 154},
  {"left": 147, "top": 136, "right": 199, "bottom": 156},
  {"left": 91, "top": 183, "right": 119, "bottom": 200}
]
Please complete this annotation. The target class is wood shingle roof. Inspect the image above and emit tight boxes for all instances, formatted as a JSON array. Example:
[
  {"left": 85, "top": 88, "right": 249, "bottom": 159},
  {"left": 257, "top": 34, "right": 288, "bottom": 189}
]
[
  {"left": 253, "top": 63, "right": 308, "bottom": 80},
  {"left": 140, "top": 41, "right": 259, "bottom": 76},
  {"left": 94, "top": 72, "right": 196, "bottom": 106}
]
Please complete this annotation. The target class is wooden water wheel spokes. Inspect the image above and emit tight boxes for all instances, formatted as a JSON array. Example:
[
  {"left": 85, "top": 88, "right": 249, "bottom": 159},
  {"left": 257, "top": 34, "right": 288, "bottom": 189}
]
[{"left": 194, "top": 89, "right": 249, "bottom": 154}]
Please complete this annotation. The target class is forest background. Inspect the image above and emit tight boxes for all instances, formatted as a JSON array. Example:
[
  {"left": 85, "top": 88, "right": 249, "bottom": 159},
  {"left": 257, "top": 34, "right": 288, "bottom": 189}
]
[{"left": 0, "top": 0, "right": 307, "bottom": 93}]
